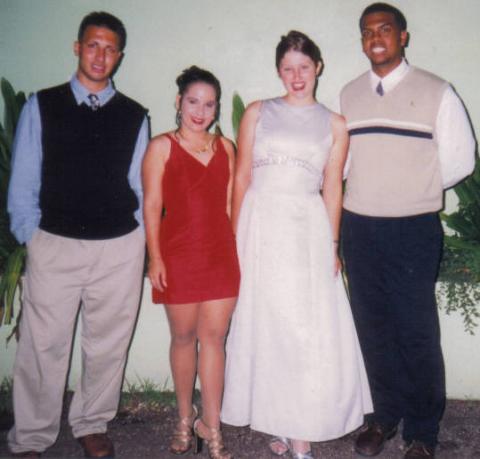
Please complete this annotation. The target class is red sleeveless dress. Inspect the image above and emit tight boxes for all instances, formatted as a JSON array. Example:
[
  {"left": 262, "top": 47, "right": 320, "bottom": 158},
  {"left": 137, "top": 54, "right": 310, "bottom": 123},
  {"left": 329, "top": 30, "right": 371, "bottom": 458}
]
[{"left": 152, "top": 135, "right": 240, "bottom": 304}]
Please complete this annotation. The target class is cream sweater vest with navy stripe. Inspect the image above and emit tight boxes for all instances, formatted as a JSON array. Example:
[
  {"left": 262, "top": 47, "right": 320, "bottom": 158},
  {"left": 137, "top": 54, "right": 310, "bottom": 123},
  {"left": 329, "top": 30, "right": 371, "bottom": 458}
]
[{"left": 341, "top": 66, "right": 448, "bottom": 217}]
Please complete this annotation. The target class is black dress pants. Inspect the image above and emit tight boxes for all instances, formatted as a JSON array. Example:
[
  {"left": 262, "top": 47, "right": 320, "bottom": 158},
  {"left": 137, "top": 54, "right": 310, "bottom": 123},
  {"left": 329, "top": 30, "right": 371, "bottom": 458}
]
[{"left": 342, "top": 210, "right": 446, "bottom": 446}]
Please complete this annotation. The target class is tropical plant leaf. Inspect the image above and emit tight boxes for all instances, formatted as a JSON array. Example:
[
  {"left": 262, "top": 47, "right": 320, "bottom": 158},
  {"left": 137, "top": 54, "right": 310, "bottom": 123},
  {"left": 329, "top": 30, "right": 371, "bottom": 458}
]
[
  {"left": 454, "top": 185, "right": 473, "bottom": 206},
  {"left": 454, "top": 160, "right": 480, "bottom": 203},
  {"left": 0, "top": 125, "right": 9, "bottom": 171},
  {"left": 444, "top": 235, "right": 480, "bottom": 252},
  {"left": 15, "top": 91, "right": 27, "bottom": 110},
  {"left": 231, "top": 93, "right": 245, "bottom": 141},
  {"left": 0, "top": 151, "right": 10, "bottom": 191},
  {"left": 1, "top": 78, "right": 18, "bottom": 149},
  {"left": 0, "top": 140, "right": 9, "bottom": 163},
  {"left": 0, "top": 78, "right": 27, "bottom": 329},
  {"left": 440, "top": 156, "right": 480, "bottom": 332},
  {"left": 464, "top": 179, "right": 480, "bottom": 204},
  {"left": 0, "top": 245, "right": 25, "bottom": 325},
  {"left": 443, "top": 213, "right": 477, "bottom": 239}
]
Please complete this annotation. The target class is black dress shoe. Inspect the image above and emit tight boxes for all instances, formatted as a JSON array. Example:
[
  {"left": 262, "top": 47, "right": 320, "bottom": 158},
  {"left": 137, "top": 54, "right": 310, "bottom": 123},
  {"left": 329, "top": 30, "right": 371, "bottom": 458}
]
[
  {"left": 78, "top": 433, "right": 114, "bottom": 458},
  {"left": 404, "top": 441, "right": 435, "bottom": 458},
  {"left": 355, "top": 422, "right": 397, "bottom": 456}
]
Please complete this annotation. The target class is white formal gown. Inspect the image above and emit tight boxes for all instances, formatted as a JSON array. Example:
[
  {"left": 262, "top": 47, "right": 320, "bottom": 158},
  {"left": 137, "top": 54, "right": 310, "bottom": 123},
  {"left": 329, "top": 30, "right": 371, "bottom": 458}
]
[{"left": 221, "top": 98, "right": 372, "bottom": 442}]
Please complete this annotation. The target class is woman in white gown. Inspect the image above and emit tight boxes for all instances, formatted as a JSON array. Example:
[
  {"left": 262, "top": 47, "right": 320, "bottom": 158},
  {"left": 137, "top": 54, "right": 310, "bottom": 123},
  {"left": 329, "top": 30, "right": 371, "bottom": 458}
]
[{"left": 221, "top": 31, "right": 372, "bottom": 458}]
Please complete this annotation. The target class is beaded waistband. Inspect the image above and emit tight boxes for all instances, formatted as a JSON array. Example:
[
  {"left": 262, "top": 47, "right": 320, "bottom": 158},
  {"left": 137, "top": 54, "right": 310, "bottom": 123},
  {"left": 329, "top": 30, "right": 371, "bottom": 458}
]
[{"left": 252, "top": 154, "right": 322, "bottom": 177}]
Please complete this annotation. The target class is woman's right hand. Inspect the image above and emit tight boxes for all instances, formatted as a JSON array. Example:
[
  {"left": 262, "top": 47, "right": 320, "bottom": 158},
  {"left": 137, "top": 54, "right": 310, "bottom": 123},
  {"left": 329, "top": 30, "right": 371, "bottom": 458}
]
[{"left": 148, "top": 257, "right": 168, "bottom": 291}]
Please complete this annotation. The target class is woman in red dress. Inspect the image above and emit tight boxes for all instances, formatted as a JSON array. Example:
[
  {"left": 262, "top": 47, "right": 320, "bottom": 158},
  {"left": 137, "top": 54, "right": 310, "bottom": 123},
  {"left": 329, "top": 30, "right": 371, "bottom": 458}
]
[{"left": 143, "top": 66, "right": 240, "bottom": 459}]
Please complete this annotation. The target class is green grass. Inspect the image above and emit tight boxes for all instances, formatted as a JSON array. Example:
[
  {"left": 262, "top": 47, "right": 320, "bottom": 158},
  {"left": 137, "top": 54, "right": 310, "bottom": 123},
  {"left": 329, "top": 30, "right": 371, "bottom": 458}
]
[
  {"left": 120, "top": 377, "right": 202, "bottom": 411},
  {"left": 120, "top": 377, "right": 179, "bottom": 409},
  {"left": 0, "top": 375, "right": 198, "bottom": 415}
]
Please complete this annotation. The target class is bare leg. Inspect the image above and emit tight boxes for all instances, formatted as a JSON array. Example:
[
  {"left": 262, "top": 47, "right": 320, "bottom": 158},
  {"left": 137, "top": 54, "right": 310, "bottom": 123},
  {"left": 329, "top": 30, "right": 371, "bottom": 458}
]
[
  {"left": 197, "top": 297, "right": 236, "bottom": 429},
  {"left": 164, "top": 303, "right": 200, "bottom": 419}
]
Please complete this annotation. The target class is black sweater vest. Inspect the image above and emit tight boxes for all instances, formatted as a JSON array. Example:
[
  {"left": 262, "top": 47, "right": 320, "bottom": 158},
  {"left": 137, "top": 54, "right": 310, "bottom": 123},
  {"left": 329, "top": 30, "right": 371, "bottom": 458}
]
[{"left": 37, "top": 83, "right": 146, "bottom": 239}]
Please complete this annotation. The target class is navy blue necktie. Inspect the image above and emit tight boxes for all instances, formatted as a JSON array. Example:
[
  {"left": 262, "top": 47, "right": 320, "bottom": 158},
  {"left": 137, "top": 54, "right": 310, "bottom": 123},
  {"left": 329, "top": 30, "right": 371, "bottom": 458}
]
[{"left": 376, "top": 81, "right": 384, "bottom": 96}]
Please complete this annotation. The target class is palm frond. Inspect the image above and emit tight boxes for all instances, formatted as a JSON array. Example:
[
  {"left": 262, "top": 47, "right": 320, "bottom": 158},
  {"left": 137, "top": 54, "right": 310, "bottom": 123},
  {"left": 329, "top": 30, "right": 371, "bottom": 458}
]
[
  {"left": 1, "top": 78, "right": 20, "bottom": 149},
  {"left": 231, "top": 93, "right": 245, "bottom": 141},
  {"left": 0, "top": 245, "right": 25, "bottom": 325},
  {"left": 0, "top": 77, "right": 27, "bottom": 329}
]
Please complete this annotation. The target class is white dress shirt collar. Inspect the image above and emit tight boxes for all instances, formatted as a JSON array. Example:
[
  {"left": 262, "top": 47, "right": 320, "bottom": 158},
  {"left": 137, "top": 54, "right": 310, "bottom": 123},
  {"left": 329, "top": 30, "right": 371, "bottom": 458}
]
[{"left": 369, "top": 59, "right": 410, "bottom": 94}]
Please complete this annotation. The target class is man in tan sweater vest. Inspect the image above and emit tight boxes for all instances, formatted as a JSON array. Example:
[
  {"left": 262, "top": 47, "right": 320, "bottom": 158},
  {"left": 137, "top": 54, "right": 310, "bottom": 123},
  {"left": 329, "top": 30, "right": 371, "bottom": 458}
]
[{"left": 340, "top": 3, "right": 475, "bottom": 458}]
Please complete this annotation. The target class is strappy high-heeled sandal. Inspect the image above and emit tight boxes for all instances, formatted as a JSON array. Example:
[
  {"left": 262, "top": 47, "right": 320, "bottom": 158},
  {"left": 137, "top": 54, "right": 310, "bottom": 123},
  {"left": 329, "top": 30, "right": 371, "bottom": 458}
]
[
  {"left": 290, "top": 439, "right": 313, "bottom": 459},
  {"left": 169, "top": 405, "right": 198, "bottom": 455},
  {"left": 269, "top": 436, "right": 290, "bottom": 456},
  {"left": 193, "top": 418, "right": 233, "bottom": 459}
]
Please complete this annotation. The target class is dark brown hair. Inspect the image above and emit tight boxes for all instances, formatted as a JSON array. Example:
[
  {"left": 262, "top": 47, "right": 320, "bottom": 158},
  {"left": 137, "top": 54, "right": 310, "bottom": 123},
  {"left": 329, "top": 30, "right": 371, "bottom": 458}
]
[
  {"left": 78, "top": 11, "right": 127, "bottom": 51},
  {"left": 175, "top": 66, "right": 222, "bottom": 124},
  {"left": 275, "top": 30, "right": 322, "bottom": 70}
]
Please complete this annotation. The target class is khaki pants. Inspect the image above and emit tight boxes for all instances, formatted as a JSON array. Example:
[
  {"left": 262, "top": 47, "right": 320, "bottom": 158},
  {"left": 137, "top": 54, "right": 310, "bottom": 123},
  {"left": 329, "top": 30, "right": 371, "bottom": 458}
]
[{"left": 8, "top": 228, "right": 145, "bottom": 453}]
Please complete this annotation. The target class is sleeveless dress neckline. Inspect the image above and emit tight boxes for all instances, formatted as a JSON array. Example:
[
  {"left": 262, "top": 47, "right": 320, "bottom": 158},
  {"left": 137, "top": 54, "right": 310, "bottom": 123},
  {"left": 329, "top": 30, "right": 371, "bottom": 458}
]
[
  {"left": 277, "top": 97, "right": 319, "bottom": 109},
  {"left": 167, "top": 133, "right": 219, "bottom": 168}
]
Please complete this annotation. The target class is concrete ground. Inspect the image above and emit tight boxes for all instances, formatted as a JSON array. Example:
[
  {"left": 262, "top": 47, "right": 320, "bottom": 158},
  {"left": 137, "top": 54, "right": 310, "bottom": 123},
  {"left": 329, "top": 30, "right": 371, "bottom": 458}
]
[{"left": 0, "top": 399, "right": 479, "bottom": 458}]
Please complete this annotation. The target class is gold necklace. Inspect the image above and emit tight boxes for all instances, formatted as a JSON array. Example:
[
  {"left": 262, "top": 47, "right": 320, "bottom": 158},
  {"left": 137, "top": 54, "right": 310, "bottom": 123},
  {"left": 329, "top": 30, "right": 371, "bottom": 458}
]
[{"left": 175, "top": 130, "right": 212, "bottom": 154}]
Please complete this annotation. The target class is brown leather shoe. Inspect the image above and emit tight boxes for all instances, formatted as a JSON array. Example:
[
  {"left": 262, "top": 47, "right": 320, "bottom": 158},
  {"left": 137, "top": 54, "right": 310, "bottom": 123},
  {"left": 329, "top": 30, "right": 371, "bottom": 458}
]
[
  {"left": 12, "top": 452, "right": 41, "bottom": 458},
  {"left": 404, "top": 441, "right": 435, "bottom": 458},
  {"left": 355, "top": 422, "right": 397, "bottom": 456},
  {"left": 78, "top": 433, "right": 114, "bottom": 458}
]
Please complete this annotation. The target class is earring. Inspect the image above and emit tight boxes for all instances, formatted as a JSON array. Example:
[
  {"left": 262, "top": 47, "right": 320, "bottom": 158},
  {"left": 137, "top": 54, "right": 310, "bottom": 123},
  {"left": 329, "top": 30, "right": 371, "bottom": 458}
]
[{"left": 175, "top": 110, "right": 182, "bottom": 127}]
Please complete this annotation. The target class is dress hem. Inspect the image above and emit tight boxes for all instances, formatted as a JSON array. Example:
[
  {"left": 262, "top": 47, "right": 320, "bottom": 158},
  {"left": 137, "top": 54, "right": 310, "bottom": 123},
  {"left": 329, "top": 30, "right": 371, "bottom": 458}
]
[
  {"left": 221, "top": 417, "right": 367, "bottom": 443},
  {"left": 152, "top": 290, "right": 239, "bottom": 305}
]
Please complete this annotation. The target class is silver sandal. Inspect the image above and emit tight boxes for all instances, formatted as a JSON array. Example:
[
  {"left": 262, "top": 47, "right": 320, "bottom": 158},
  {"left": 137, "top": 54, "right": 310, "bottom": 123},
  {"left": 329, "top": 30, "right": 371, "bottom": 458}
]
[
  {"left": 290, "top": 451, "right": 313, "bottom": 459},
  {"left": 269, "top": 436, "right": 290, "bottom": 456}
]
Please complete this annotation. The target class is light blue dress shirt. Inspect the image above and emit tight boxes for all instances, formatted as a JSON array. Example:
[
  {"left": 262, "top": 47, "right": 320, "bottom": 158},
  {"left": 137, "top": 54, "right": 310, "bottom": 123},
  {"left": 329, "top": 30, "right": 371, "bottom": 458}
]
[{"left": 7, "top": 76, "right": 149, "bottom": 243}]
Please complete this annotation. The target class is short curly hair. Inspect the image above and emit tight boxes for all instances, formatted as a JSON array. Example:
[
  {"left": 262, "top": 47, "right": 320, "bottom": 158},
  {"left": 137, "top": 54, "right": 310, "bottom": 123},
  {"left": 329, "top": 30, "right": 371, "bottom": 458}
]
[
  {"left": 359, "top": 3, "right": 407, "bottom": 31},
  {"left": 78, "top": 11, "right": 127, "bottom": 51}
]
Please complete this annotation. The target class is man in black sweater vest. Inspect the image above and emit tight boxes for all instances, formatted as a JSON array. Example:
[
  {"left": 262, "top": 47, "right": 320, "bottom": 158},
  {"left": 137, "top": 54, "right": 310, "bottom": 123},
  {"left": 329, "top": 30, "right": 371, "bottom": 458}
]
[{"left": 7, "top": 12, "right": 148, "bottom": 458}]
